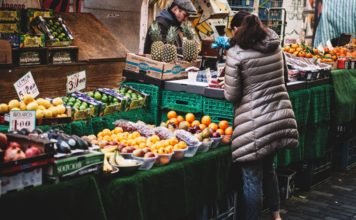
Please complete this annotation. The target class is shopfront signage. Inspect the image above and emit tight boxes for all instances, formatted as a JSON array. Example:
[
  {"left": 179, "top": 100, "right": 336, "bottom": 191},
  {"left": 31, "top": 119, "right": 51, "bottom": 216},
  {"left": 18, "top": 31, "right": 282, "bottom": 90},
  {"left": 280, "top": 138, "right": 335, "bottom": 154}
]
[
  {"left": 13, "top": 71, "right": 39, "bottom": 100},
  {"left": 9, "top": 110, "right": 36, "bottom": 132},
  {"left": 66, "top": 70, "right": 86, "bottom": 94}
]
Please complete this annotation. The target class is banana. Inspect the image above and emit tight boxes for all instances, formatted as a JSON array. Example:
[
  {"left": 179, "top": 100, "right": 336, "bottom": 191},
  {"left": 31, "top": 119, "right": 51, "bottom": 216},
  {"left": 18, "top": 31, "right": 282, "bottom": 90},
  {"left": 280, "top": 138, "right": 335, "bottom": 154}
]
[
  {"left": 109, "top": 153, "right": 118, "bottom": 166},
  {"left": 103, "top": 157, "right": 113, "bottom": 173},
  {"left": 115, "top": 152, "right": 125, "bottom": 166},
  {"left": 101, "top": 145, "right": 118, "bottom": 154}
]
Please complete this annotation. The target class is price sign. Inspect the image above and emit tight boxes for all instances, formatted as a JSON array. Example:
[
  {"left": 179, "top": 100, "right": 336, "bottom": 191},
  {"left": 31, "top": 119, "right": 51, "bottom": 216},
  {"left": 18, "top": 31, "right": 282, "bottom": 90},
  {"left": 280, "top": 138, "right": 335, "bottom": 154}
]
[
  {"left": 66, "top": 71, "right": 86, "bottom": 93},
  {"left": 9, "top": 111, "right": 36, "bottom": 132},
  {"left": 13, "top": 71, "right": 39, "bottom": 100}
]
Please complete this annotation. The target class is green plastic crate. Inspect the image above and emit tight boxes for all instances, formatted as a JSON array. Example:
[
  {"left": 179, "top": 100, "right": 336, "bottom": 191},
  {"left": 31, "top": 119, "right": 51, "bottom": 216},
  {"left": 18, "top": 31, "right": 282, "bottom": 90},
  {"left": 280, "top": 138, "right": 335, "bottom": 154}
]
[
  {"left": 122, "top": 82, "right": 161, "bottom": 105},
  {"left": 203, "top": 97, "right": 234, "bottom": 118},
  {"left": 308, "top": 85, "right": 333, "bottom": 124},
  {"left": 289, "top": 89, "right": 311, "bottom": 127},
  {"left": 209, "top": 114, "right": 234, "bottom": 126},
  {"left": 304, "top": 122, "right": 330, "bottom": 160},
  {"left": 118, "top": 108, "right": 160, "bottom": 125},
  {"left": 161, "top": 90, "right": 203, "bottom": 113}
]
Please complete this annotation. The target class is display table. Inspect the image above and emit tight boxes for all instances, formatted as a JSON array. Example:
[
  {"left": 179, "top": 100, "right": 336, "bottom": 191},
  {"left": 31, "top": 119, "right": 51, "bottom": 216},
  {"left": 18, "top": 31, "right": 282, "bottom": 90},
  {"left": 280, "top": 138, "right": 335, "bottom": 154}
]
[
  {"left": 0, "top": 146, "right": 231, "bottom": 220},
  {"left": 98, "top": 146, "right": 231, "bottom": 220},
  {"left": 0, "top": 175, "right": 107, "bottom": 220}
]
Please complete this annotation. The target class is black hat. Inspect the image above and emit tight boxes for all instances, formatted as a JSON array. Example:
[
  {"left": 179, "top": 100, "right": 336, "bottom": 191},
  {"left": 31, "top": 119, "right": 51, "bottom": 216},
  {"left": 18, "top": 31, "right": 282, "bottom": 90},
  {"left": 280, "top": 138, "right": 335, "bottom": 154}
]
[{"left": 172, "top": 0, "right": 197, "bottom": 14}]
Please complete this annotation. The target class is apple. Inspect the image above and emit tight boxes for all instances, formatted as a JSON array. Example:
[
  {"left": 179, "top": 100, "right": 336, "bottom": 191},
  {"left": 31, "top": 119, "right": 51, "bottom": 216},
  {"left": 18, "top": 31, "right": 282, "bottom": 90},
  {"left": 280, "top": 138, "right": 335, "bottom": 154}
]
[
  {"left": 118, "top": 144, "right": 126, "bottom": 151},
  {"left": 212, "top": 132, "right": 221, "bottom": 138},
  {"left": 121, "top": 147, "right": 129, "bottom": 153},
  {"left": 133, "top": 149, "right": 145, "bottom": 157},
  {"left": 25, "top": 146, "right": 41, "bottom": 158},
  {"left": 144, "top": 152, "right": 155, "bottom": 158},
  {"left": 0, "top": 133, "right": 7, "bottom": 150},
  {"left": 4, "top": 146, "right": 26, "bottom": 162},
  {"left": 142, "top": 148, "right": 151, "bottom": 154}
]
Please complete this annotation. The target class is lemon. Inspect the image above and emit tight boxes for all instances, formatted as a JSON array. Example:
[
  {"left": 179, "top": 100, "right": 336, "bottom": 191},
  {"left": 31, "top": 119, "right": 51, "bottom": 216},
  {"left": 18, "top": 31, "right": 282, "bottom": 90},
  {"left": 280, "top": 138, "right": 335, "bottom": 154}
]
[
  {"left": 0, "top": 103, "right": 9, "bottom": 113},
  {"left": 23, "top": 94, "right": 35, "bottom": 105},
  {"left": 36, "top": 110, "right": 44, "bottom": 119},
  {"left": 52, "top": 97, "right": 63, "bottom": 106},
  {"left": 19, "top": 102, "right": 27, "bottom": 111},
  {"left": 8, "top": 99, "right": 20, "bottom": 109},
  {"left": 43, "top": 109, "right": 53, "bottom": 118},
  {"left": 26, "top": 101, "right": 38, "bottom": 111}
]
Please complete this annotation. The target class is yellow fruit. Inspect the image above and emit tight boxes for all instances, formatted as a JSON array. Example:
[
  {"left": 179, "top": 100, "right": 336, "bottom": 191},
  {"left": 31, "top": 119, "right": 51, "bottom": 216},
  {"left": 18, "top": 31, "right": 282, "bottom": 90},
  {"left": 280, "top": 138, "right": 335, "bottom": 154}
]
[
  {"left": 19, "top": 102, "right": 26, "bottom": 111},
  {"left": 52, "top": 97, "right": 63, "bottom": 106},
  {"left": 11, "top": 107, "right": 20, "bottom": 111},
  {"left": 113, "top": 127, "right": 123, "bottom": 134},
  {"left": 36, "top": 110, "right": 44, "bottom": 119},
  {"left": 8, "top": 99, "right": 20, "bottom": 109},
  {"left": 43, "top": 109, "right": 53, "bottom": 118},
  {"left": 102, "top": 129, "right": 111, "bottom": 136},
  {"left": 23, "top": 95, "right": 35, "bottom": 105},
  {"left": 57, "top": 105, "right": 66, "bottom": 114},
  {"left": 42, "top": 100, "right": 52, "bottom": 109},
  {"left": 0, "top": 103, "right": 9, "bottom": 113},
  {"left": 36, "top": 98, "right": 46, "bottom": 106},
  {"left": 37, "top": 105, "right": 46, "bottom": 110},
  {"left": 26, "top": 101, "right": 38, "bottom": 111},
  {"left": 151, "top": 135, "right": 160, "bottom": 143},
  {"left": 48, "top": 106, "right": 58, "bottom": 117}
]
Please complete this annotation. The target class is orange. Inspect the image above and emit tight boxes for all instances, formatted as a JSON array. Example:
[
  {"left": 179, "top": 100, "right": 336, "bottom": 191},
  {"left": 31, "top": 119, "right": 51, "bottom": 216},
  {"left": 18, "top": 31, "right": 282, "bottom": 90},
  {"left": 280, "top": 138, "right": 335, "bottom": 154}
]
[
  {"left": 201, "top": 115, "right": 211, "bottom": 126},
  {"left": 177, "top": 115, "right": 184, "bottom": 123},
  {"left": 218, "top": 120, "right": 229, "bottom": 130},
  {"left": 225, "top": 126, "right": 233, "bottom": 135},
  {"left": 169, "top": 118, "right": 179, "bottom": 125},
  {"left": 191, "top": 120, "right": 200, "bottom": 127},
  {"left": 216, "top": 129, "right": 224, "bottom": 135},
  {"left": 199, "top": 124, "right": 207, "bottom": 130},
  {"left": 167, "top": 111, "right": 177, "bottom": 119},
  {"left": 208, "top": 123, "right": 218, "bottom": 131},
  {"left": 185, "top": 113, "right": 195, "bottom": 123}
]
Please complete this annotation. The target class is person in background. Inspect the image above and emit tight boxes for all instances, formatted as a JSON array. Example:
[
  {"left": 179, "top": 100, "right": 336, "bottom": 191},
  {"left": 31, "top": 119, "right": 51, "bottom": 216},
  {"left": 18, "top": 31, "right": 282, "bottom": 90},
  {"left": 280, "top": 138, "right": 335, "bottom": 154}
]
[
  {"left": 224, "top": 12, "right": 299, "bottom": 220},
  {"left": 144, "top": 0, "right": 196, "bottom": 54}
]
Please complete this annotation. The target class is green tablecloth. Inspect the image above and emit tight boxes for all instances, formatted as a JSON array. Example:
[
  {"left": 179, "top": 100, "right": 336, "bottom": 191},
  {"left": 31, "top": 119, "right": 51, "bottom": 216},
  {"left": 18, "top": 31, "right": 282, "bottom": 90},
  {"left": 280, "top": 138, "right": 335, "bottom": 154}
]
[
  {"left": 0, "top": 175, "right": 107, "bottom": 220},
  {"left": 99, "top": 146, "right": 232, "bottom": 220},
  {"left": 331, "top": 69, "right": 356, "bottom": 124}
]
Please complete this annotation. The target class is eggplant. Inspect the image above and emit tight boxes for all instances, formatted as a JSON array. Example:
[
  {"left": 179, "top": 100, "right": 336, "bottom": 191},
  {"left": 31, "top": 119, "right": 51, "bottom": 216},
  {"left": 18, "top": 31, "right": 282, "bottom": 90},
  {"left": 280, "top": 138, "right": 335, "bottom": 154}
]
[
  {"left": 71, "top": 135, "right": 89, "bottom": 150},
  {"left": 56, "top": 139, "right": 71, "bottom": 154}
]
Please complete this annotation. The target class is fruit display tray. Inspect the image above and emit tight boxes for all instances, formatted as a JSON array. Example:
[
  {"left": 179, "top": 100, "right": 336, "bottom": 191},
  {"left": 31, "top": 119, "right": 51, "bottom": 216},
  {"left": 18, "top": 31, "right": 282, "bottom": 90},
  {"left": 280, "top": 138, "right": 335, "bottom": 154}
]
[{"left": 0, "top": 133, "right": 55, "bottom": 175}]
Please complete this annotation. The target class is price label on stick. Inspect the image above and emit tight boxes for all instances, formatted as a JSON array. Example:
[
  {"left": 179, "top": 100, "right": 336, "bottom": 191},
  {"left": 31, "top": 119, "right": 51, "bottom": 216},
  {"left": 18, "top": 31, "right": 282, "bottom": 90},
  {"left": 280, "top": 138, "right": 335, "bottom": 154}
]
[
  {"left": 13, "top": 71, "right": 40, "bottom": 100},
  {"left": 66, "top": 71, "right": 86, "bottom": 93},
  {"left": 9, "top": 111, "right": 36, "bottom": 132}
]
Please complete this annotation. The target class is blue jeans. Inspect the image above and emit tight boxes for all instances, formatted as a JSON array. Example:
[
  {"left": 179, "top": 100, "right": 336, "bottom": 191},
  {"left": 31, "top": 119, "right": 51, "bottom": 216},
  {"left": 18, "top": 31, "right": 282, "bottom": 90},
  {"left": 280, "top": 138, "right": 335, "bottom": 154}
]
[{"left": 235, "top": 153, "right": 280, "bottom": 220}]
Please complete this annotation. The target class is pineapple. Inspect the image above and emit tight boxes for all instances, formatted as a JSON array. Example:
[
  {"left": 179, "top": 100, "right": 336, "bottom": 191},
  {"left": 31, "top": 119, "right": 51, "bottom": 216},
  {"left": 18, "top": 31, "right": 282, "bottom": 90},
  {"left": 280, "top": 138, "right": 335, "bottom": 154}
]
[
  {"left": 182, "top": 21, "right": 198, "bottom": 62},
  {"left": 149, "top": 22, "right": 164, "bottom": 61},
  {"left": 162, "top": 26, "right": 178, "bottom": 63}
]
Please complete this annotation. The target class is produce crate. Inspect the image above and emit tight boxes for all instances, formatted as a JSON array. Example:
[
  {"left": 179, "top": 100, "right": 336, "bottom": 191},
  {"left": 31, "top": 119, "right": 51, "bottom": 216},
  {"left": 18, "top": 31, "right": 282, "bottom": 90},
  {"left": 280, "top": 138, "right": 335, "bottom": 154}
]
[
  {"left": 339, "top": 137, "right": 356, "bottom": 170},
  {"left": 161, "top": 90, "right": 203, "bottom": 113},
  {"left": 45, "top": 151, "right": 103, "bottom": 181},
  {"left": 308, "top": 85, "right": 332, "bottom": 124},
  {"left": 304, "top": 122, "right": 330, "bottom": 160},
  {"left": 122, "top": 82, "right": 161, "bottom": 106},
  {"left": 288, "top": 89, "right": 311, "bottom": 127},
  {"left": 209, "top": 114, "right": 234, "bottom": 126},
  {"left": 0, "top": 168, "right": 43, "bottom": 195},
  {"left": 203, "top": 97, "right": 234, "bottom": 118},
  {"left": 293, "top": 153, "right": 332, "bottom": 191},
  {"left": 0, "top": 8, "right": 21, "bottom": 22},
  {"left": 118, "top": 107, "right": 160, "bottom": 125}
]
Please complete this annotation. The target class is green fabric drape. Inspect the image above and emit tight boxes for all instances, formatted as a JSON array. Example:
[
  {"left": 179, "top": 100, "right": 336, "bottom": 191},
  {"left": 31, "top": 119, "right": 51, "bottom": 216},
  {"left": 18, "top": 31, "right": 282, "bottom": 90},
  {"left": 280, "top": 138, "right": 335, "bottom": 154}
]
[
  {"left": 331, "top": 69, "right": 356, "bottom": 124},
  {"left": 0, "top": 175, "right": 107, "bottom": 220},
  {"left": 99, "top": 146, "right": 232, "bottom": 220}
]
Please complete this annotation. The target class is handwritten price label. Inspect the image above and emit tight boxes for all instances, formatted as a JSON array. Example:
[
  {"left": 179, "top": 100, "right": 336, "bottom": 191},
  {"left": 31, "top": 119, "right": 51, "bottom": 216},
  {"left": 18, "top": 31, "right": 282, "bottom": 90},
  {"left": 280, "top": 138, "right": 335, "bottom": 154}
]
[
  {"left": 66, "top": 71, "right": 86, "bottom": 94},
  {"left": 9, "top": 111, "right": 36, "bottom": 132},
  {"left": 13, "top": 71, "right": 39, "bottom": 100}
]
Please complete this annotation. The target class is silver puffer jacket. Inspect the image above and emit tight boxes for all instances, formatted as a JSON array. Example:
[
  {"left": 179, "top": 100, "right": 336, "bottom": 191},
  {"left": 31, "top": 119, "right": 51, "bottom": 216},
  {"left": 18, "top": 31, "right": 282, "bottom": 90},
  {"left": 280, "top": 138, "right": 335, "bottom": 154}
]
[{"left": 224, "top": 30, "right": 299, "bottom": 163}]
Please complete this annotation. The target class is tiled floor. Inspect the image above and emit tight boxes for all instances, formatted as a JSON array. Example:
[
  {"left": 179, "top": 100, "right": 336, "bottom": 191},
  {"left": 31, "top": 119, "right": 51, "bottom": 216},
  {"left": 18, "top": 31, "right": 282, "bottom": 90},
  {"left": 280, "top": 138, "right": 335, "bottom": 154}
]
[{"left": 263, "top": 166, "right": 356, "bottom": 220}]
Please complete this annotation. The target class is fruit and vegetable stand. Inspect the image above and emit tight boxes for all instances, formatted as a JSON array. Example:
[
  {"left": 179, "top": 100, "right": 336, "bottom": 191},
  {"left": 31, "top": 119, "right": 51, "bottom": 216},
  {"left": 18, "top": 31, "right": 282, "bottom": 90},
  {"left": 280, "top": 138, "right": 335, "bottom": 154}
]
[{"left": 0, "top": 146, "right": 231, "bottom": 220}]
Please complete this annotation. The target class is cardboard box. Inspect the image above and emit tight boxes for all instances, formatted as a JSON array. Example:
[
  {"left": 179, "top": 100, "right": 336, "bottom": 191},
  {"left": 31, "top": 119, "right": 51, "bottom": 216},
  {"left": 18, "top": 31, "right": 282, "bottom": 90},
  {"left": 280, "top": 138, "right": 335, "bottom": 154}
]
[
  {"left": 46, "top": 151, "right": 103, "bottom": 179},
  {"left": 125, "top": 53, "right": 200, "bottom": 81},
  {"left": 0, "top": 168, "right": 42, "bottom": 196}
]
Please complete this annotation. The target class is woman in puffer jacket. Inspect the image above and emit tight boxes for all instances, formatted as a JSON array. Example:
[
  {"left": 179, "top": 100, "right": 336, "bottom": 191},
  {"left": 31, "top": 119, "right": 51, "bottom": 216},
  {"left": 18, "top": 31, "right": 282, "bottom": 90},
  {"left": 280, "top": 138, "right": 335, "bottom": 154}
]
[{"left": 224, "top": 12, "right": 299, "bottom": 220}]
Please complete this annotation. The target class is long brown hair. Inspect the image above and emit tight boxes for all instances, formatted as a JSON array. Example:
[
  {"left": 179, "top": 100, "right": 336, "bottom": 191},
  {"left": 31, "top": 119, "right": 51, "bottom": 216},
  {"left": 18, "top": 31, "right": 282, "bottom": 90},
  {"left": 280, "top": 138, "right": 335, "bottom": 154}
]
[{"left": 231, "top": 14, "right": 268, "bottom": 49}]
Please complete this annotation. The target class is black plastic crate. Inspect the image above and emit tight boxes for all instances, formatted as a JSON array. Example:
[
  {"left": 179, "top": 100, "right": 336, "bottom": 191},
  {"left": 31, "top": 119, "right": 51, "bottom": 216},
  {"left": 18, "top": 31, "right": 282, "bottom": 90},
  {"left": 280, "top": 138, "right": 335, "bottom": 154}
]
[{"left": 340, "top": 137, "right": 356, "bottom": 170}]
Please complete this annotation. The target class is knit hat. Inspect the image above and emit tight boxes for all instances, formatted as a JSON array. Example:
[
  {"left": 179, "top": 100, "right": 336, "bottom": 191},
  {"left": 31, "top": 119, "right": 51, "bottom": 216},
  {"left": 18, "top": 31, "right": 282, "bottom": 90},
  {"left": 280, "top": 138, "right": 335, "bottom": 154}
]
[{"left": 172, "top": 0, "right": 197, "bottom": 14}]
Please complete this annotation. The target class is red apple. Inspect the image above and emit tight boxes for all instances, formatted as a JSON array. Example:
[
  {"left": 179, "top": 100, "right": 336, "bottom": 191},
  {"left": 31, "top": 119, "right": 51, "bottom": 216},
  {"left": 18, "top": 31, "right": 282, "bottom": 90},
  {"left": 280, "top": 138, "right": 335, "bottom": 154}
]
[
  {"left": 133, "top": 149, "right": 144, "bottom": 157},
  {"left": 4, "top": 146, "right": 26, "bottom": 162},
  {"left": 8, "top": 141, "right": 21, "bottom": 149},
  {"left": 25, "top": 146, "right": 41, "bottom": 158},
  {"left": 144, "top": 152, "right": 155, "bottom": 158}
]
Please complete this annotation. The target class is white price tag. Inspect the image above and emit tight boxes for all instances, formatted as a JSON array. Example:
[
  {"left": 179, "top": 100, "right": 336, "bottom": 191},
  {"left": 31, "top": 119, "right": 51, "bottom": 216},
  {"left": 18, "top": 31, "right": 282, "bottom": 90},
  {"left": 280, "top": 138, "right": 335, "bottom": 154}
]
[
  {"left": 9, "top": 110, "right": 36, "bottom": 132},
  {"left": 66, "top": 71, "right": 86, "bottom": 94},
  {"left": 13, "top": 71, "right": 39, "bottom": 100}
]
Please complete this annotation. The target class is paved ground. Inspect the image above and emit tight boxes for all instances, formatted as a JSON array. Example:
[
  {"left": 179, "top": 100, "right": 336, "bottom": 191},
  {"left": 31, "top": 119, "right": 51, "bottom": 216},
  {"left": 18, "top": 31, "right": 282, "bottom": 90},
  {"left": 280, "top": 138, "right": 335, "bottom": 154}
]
[{"left": 262, "top": 166, "right": 356, "bottom": 220}]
